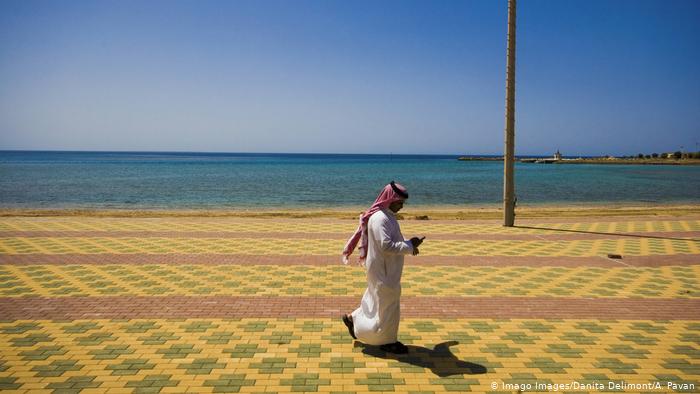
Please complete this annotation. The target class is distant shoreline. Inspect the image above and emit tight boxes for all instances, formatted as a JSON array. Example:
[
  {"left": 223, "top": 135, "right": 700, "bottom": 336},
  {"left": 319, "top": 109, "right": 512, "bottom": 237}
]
[{"left": 458, "top": 156, "right": 700, "bottom": 165}]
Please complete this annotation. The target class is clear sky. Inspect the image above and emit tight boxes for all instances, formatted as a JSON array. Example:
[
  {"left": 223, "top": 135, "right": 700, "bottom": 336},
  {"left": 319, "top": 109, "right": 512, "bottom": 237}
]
[{"left": 1, "top": 0, "right": 698, "bottom": 156}]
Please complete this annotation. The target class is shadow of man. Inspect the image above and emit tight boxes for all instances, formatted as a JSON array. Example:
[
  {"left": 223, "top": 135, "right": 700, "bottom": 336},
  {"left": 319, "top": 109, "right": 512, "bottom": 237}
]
[{"left": 355, "top": 340, "right": 487, "bottom": 377}]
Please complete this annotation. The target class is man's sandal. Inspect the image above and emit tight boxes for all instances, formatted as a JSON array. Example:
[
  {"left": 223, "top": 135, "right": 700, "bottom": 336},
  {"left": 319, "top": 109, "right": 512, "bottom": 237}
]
[{"left": 342, "top": 314, "right": 357, "bottom": 339}]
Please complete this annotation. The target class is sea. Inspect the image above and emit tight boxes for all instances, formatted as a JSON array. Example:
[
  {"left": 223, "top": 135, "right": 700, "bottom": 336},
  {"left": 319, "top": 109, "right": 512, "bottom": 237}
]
[{"left": 1, "top": 151, "right": 699, "bottom": 210}]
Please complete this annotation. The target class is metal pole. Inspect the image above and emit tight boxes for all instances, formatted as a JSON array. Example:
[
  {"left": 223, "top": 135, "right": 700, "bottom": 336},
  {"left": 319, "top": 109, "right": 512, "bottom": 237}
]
[{"left": 503, "top": 0, "right": 517, "bottom": 227}]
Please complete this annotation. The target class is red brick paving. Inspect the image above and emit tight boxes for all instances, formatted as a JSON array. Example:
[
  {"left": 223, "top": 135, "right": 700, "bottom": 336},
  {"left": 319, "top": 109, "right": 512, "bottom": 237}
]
[
  {"left": 1, "top": 295, "right": 699, "bottom": 320},
  {"left": 2, "top": 230, "right": 698, "bottom": 241},
  {"left": 1, "top": 253, "right": 697, "bottom": 267}
]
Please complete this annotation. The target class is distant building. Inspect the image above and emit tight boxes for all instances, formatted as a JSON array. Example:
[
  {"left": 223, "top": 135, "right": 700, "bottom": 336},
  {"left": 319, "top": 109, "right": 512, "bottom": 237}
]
[{"left": 553, "top": 150, "right": 562, "bottom": 160}]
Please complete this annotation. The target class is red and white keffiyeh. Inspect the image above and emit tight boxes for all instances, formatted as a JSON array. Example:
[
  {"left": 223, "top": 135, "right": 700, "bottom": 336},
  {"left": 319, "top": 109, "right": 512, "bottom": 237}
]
[{"left": 342, "top": 181, "right": 408, "bottom": 265}]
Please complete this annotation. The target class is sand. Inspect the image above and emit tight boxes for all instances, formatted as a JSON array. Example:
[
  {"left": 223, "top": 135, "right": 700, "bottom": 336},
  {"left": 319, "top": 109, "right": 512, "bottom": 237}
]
[{"left": 1, "top": 203, "right": 699, "bottom": 220}]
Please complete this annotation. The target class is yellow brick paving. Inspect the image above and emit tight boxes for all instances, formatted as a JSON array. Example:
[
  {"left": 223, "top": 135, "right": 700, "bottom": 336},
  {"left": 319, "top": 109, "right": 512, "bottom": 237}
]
[
  {"left": 1, "top": 216, "right": 699, "bottom": 393},
  {"left": 1, "top": 264, "right": 699, "bottom": 298},
  {"left": 1, "top": 218, "right": 699, "bottom": 234},
  {"left": 1, "top": 237, "right": 700, "bottom": 257},
  {"left": 0, "top": 319, "right": 698, "bottom": 393}
]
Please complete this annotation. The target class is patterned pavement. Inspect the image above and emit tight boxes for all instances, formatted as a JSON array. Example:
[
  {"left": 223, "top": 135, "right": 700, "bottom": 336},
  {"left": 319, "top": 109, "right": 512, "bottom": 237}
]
[{"left": 1, "top": 215, "right": 699, "bottom": 393}]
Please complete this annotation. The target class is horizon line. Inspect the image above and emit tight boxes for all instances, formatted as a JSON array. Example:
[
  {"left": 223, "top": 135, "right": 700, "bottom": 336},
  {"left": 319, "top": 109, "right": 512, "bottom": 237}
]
[{"left": 0, "top": 148, "right": 643, "bottom": 158}]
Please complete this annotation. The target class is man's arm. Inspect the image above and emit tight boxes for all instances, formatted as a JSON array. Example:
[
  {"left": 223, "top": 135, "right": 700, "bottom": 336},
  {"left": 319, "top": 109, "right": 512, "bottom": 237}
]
[{"left": 371, "top": 215, "right": 413, "bottom": 255}]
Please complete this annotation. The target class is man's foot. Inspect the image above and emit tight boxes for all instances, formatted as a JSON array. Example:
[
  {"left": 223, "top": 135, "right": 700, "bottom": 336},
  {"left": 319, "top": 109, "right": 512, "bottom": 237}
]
[
  {"left": 379, "top": 341, "right": 408, "bottom": 354},
  {"left": 342, "top": 314, "right": 356, "bottom": 339}
]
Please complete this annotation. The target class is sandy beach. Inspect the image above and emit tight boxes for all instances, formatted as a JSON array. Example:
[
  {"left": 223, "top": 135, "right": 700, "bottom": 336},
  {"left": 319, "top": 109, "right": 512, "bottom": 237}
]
[{"left": 2, "top": 202, "right": 699, "bottom": 219}]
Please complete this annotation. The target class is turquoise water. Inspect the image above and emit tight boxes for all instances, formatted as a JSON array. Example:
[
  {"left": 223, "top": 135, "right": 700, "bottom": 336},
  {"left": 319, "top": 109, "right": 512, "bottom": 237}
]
[{"left": 1, "top": 151, "right": 699, "bottom": 209}]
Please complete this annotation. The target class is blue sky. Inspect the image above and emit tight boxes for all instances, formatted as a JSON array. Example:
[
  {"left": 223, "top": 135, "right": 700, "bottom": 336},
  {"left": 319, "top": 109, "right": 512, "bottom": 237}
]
[{"left": 1, "top": 0, "right": 698, "bottom": 155}]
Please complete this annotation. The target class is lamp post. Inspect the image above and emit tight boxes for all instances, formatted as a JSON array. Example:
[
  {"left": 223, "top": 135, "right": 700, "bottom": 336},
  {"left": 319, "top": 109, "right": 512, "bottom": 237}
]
[{"left": 503, "top": 0, "right": 517, "bottom": 227}]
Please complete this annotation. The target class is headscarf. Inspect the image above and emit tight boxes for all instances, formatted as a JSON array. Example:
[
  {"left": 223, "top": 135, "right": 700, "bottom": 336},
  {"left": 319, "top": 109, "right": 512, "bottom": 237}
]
[{"left": 342, "top": 181, "right": 409, "bottom": 265}]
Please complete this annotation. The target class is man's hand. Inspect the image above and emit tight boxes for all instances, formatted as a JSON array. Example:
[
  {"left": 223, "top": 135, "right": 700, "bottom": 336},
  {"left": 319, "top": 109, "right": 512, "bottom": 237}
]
[
  {"left": 410, "top": 236, "right": 425, "bottom": 248},
  {"left": 410, "top": 236, "right": 425, "bottom": 256}
]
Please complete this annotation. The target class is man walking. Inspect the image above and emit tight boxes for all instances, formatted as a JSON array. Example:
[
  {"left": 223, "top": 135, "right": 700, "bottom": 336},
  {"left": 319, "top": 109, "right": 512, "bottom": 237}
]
[{"left": 342, "top": 181, "right": 424, "bottom": 354}]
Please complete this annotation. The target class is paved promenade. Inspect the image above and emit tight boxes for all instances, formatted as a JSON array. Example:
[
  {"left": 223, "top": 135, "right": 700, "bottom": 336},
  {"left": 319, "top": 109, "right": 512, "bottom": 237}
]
[{"left": 1, "top": 215, "right": 699, "bottom": 393}]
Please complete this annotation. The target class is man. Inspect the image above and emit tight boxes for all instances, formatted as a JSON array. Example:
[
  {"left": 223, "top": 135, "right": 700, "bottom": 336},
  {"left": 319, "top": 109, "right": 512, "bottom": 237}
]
[{"left": 341, "top": 181, "right": 424, "bottom": 354}]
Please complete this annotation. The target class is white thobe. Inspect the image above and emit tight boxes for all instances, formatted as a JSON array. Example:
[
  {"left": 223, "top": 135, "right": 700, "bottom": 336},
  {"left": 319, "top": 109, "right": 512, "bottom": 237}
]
[{"left": 351, "top": 208, "right": 414, "bottom": 345}]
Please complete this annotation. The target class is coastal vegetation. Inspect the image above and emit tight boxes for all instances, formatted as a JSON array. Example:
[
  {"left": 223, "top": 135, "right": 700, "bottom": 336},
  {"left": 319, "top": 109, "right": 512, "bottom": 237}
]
[{"left": 629, "top": 151, "right": 700, "bottom": 160}]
